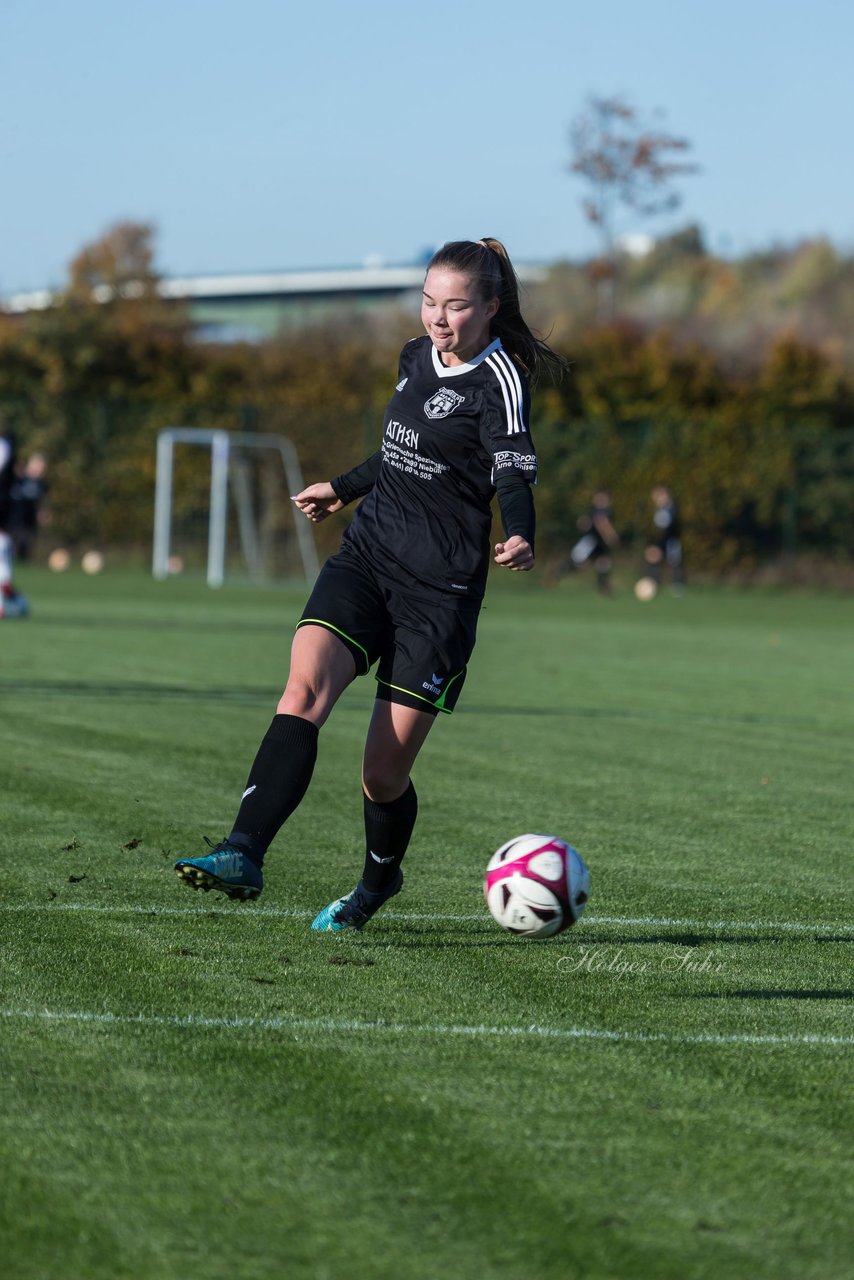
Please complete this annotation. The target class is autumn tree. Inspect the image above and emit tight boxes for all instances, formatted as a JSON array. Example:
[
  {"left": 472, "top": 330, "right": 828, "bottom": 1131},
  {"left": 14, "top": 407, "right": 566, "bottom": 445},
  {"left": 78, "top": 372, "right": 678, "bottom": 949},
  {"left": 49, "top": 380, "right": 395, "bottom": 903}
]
[
  {"left": 568, "top": 95, "right": 698, "bottom": 317},
  {"left": 47, "top": 220, "right": 191, "bottom": 397},
  {"left": 12, "top": 222, "right": 194, "bottom": 547},
  {"left": 65, "top": 220, "right": 160, "bottom": 303}
]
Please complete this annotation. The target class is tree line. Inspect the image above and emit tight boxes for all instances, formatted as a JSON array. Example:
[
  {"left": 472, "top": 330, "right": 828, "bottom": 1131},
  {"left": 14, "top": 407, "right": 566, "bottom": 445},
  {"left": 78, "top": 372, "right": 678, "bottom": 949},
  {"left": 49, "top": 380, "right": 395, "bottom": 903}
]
[{"left": 1, "top": 222, "right": 853, "bottom": 577}]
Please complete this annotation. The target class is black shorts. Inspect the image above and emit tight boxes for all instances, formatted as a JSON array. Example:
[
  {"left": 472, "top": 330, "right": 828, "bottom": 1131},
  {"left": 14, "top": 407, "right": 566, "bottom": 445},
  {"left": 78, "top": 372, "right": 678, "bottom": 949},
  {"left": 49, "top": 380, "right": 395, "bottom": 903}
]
[{"left": 297, "top": 549, "right": 479, "bottom": 716}]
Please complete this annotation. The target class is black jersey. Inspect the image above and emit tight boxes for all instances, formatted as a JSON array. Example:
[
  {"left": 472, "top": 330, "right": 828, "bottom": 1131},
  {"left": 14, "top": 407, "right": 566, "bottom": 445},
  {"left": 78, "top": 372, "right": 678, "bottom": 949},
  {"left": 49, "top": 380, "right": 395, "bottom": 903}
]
[
  {"left": 652, "top": 499, "right": 681, "bottom": 545},
  {"left": 334, "top": 335, "right": 537, "bottom": 603}
]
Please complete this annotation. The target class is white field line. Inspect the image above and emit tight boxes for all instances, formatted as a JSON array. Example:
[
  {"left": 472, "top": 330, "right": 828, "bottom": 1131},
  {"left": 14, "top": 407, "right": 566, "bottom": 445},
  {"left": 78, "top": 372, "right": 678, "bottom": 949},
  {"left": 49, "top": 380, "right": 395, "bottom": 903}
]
[
  {"left": 1, "top": 900, "right": 852, "bottom": 935},
  {"left": 0, "top": 1006, "right": 851, "bottom": 1049}
]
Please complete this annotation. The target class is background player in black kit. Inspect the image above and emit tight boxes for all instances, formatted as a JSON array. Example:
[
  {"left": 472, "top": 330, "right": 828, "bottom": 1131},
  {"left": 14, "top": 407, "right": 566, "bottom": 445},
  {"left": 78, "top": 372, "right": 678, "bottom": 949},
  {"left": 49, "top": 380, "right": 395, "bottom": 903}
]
[
  {"left": 643, "top": 483, "right": 685, "bottom": 592},
  {"left": 175, "top": 239, "right": 568, "bottom": 930},
  {"left": 569, "top": 489, "right": 620, "bottom": 594},
  {"left": 0, "top": 420, "right": 29, "bottom": 619}
]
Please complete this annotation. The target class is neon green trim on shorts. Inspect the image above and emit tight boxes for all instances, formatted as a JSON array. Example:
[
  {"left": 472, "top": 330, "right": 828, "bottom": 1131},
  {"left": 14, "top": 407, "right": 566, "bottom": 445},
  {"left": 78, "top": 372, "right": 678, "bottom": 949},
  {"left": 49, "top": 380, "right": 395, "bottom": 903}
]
[
  {"left": 434, "top": 669, "right": 464, "bottom": 710},
  {"left": 375, "top": 669, "right": 464, "bottom": 716},
  {"left": 296, "top": 618, "right": 369, "bottom": 671}
]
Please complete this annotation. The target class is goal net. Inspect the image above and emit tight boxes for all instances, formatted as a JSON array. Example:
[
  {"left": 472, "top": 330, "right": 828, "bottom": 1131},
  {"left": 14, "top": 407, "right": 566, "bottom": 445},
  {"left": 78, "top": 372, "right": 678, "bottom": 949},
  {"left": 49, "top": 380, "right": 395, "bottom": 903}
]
[{"left": 152, "top": 428, "right": 320, "bottom": 586}]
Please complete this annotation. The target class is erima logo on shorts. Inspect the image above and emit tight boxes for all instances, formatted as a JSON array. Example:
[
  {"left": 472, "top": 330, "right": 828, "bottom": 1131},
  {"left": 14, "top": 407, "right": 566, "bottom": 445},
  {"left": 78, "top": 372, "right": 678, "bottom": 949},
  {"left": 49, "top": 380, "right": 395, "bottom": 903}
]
[
  {"left": 424, "top": 387, "right": 466, "bottom": 419},
  {"left": 396, "top": 377, "right": 408, "bottom": 391},
  {"left": 422, "top": 672, "right": 445, "bottom": 695}
]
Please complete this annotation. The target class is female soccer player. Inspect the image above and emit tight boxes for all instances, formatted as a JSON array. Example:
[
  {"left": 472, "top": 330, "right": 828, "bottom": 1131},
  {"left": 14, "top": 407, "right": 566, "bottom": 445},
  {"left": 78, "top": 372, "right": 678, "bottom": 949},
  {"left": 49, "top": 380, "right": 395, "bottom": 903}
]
[{"left": 175, "top": 238, "right": 568, "bottom": 930}]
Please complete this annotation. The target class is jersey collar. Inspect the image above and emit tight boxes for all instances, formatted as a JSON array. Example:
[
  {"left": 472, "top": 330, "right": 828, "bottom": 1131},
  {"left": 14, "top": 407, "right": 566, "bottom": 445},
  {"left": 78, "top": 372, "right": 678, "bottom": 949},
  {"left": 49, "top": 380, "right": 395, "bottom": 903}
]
[{"left": 431, "top": 337, "right": 502, "bottom": 378}]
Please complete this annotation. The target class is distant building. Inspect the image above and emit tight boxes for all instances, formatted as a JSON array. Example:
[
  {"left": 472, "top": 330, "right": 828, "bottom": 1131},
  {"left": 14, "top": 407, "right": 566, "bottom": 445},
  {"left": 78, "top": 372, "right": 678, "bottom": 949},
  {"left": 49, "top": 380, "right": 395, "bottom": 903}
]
[{"left": 2, "top": 261, "right": 546, "bottom": 343}]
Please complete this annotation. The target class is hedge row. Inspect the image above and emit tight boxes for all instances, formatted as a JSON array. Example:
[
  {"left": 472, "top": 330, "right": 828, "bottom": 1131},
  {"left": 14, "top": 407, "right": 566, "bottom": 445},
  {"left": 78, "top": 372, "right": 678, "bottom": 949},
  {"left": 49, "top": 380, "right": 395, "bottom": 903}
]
[{"left": 1, "top": 294, "right": 853, "bottom": 572}]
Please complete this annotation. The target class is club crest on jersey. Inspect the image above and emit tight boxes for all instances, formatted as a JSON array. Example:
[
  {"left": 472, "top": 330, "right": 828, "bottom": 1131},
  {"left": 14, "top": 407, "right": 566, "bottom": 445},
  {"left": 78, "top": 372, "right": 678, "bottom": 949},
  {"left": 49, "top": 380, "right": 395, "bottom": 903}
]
[{"left": 424, "top": 387, "right": 466, "bottom": 419}]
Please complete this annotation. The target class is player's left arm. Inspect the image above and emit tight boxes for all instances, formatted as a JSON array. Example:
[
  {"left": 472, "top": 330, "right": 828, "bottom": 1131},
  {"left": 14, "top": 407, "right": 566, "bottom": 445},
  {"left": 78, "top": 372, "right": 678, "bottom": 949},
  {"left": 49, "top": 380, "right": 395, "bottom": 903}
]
[
  {"left": 494, "top": 472, "right": 535, "bottom": 571},
  {"left": 481, "top": 356, "right": 537, "bottom": 572},
  {"left": 493, "top": 534, "right": 534, "bottom": 571}
]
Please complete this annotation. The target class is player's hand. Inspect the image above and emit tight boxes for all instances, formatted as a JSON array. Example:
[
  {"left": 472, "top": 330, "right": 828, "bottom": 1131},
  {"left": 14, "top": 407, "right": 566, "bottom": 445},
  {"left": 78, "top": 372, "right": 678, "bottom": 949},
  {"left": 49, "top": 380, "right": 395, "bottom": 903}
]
[
  {"left": 494, "top": 535, "right": 534, "bottom": 572},
  {"left": 291, "top": 483, "right": 343, "bottom": 523}
]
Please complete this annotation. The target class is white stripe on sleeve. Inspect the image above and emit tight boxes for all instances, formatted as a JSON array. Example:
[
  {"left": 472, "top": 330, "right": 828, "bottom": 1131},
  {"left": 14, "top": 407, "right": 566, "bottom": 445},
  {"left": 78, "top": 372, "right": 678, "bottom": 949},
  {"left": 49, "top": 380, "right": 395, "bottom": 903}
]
[{"left": 486, "top": 351, "right": 526, "bottom": 435}]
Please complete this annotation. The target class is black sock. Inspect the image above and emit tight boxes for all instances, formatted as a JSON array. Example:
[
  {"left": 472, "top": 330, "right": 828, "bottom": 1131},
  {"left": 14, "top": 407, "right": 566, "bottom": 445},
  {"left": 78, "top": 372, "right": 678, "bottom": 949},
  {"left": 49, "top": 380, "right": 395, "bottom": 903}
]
[
  {"left": 227, "top": 714, "right": 319, "bottom": 865},
  {"left": 360, "top": 781, "right": 418, "bottom": 895}
]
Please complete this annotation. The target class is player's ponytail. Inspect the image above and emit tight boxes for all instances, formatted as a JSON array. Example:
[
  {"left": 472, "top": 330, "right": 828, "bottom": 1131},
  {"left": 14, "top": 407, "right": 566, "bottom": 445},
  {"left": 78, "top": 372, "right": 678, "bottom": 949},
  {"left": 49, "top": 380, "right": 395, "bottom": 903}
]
[{"left": 426, "top": 238, "right": 569, "bottom": 385}]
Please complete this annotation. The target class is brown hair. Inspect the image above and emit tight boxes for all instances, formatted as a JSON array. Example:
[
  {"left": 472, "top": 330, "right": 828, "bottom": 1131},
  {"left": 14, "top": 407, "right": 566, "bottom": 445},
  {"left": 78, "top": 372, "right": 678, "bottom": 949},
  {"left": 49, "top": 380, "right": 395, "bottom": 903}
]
[{"left": 426, "top": 238, "right": 569, "bottom": 384}]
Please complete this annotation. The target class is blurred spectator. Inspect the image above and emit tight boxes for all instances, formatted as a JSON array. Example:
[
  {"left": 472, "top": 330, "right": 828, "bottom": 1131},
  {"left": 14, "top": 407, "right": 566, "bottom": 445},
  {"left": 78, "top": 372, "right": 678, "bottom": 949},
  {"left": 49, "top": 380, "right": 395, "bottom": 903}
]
[
  {"left": 569, "top": 489, "right": 620, "bottom": 594},
  {"left": 0, "top": 420, "right": 15, "bottom": 533},
  {"left": 11, "top": 452, "right": 49, "bottom": 561}
]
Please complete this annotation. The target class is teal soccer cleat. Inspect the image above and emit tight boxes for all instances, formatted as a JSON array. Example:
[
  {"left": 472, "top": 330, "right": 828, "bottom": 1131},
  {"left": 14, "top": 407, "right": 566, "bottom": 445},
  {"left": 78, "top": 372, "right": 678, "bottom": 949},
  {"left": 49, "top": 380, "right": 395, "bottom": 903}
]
[
  {"left": 174, "top": 841, "right": 263, "bottom": 902},
  {"left": 311, "top": 872, "right": 403, "bottom": 933}
]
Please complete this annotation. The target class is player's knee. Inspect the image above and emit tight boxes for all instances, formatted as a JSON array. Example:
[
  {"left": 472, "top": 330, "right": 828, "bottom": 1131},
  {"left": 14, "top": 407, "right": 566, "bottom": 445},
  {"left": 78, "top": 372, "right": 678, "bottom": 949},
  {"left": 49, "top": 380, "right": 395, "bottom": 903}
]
[
  {"left": 277, "top": 679, "right": 330, "bottom": 725},
  {"left": 362, "top": 757, "right": 409, "bottom": 803}
]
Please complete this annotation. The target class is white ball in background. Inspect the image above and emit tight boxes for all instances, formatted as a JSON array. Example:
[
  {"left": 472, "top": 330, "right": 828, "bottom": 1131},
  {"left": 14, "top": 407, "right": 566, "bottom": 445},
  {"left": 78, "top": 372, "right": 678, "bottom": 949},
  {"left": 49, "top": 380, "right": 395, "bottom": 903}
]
[
  {"left": 48, "top": 548, "right": 71, "bottom": 572},
  {"left": 634, "top": 576, "right": 658, "bottom": 602},
  {"left": 81, "top": 550, "right": 105, "bottom": 575}
]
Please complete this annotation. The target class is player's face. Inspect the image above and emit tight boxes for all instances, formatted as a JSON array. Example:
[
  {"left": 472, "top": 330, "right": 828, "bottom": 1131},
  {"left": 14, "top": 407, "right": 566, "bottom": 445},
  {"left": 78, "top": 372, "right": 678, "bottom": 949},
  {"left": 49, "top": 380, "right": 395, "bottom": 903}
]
[{"left": 421, "top": 268, "right": 499, "bottom": 365}]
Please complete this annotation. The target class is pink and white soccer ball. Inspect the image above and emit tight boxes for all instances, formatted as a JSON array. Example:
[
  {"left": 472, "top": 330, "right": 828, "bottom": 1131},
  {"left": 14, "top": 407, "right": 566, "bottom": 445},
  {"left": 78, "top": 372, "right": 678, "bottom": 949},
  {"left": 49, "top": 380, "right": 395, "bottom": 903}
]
[{"left": 484, "top": 834, "right": 590, "bottom": 937}]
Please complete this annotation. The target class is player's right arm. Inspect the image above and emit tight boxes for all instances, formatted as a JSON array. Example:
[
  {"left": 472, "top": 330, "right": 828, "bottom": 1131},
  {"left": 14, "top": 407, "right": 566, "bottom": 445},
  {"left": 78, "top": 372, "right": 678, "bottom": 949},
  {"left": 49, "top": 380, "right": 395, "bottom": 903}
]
[
  {"left": 331, "top": 450, "right": 383, "bottom": 505},
  {"left": 592, "top": 510, "right": 620, "bottom": 546},
  {"left": 291, "top": 450, "right": 383, "bottom": 523},
  {"left": 291, "top": 482, "right": 343, "bottom": 523}
]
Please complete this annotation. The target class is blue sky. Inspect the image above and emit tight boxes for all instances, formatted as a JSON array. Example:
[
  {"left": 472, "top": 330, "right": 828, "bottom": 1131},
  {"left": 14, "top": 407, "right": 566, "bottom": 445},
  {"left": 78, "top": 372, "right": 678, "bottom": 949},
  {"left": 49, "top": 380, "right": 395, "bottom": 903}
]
[{"left": 1, "top": 0, "right": 852, "bottom": 292}]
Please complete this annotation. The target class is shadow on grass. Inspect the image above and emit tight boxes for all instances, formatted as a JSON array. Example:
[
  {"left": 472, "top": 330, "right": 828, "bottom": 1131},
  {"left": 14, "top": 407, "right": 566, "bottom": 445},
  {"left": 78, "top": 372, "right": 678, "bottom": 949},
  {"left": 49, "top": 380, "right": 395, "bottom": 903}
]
[
  {"left": 361, "top": 933, "right": 512, "bottom": 951},
  {"left": 0, "top": 678, "right": 274, "bottom": 704},
  {"left": 569, "top": 931, "right": 854, "bottom": 946},
  {"left": 355, "top": 926, "right": 792, "bottom": 951},
  {"left": 684, "top": 989, "right": 853, "bottom": 1001},
  {"left": 13, "top": 616, "right": 292, "bottom": 634},
  {"left": 0, "top": 677, "right": 828, "bottom": 730}
]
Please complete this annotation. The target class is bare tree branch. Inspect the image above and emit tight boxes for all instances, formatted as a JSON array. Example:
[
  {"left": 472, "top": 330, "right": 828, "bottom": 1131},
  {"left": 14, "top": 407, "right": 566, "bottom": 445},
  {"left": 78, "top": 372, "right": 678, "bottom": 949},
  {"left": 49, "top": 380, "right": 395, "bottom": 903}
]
[{"left": 569, "top": 95, "right": 699, "bottom": 269}]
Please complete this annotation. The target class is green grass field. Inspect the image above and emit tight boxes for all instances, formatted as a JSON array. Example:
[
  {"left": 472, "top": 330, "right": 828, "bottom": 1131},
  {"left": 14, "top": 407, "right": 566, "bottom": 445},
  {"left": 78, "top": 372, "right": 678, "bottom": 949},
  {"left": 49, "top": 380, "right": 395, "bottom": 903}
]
[{"left": 1, "top": 566, "right": 852, "bottom": 1280}]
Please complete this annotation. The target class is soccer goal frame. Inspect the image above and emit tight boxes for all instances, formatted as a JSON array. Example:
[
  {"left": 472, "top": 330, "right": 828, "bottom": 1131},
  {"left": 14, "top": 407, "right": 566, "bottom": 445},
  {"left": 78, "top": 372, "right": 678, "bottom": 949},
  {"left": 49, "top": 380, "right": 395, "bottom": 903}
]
[{"left": 152, "top": 427, "right": 320, "bottom": 587}]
